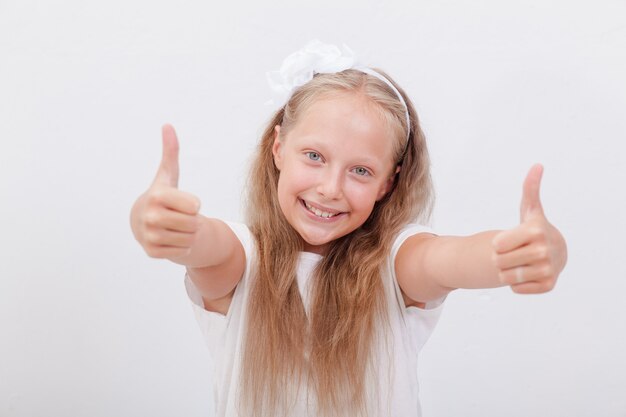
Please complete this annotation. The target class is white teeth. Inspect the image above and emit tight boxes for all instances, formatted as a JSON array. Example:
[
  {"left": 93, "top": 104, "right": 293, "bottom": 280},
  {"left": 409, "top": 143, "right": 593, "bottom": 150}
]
[{"left": 305, "top": 201, "right": 338, "bottom": 218}]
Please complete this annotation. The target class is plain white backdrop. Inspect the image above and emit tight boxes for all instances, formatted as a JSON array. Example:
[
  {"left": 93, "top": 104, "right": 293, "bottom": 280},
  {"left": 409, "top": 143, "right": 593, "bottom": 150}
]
[{"left": 1, "top": 0, "right": 625, "bottom": 416}]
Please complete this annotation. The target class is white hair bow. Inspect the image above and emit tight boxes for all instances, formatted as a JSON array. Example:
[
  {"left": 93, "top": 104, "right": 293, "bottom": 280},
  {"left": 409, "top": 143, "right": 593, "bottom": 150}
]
[
  {"left": 265, "top": 40, "right": 411, "bottom": 143},
  {"left": 266, "top": 39, "right": 358, "bottom": 107}
]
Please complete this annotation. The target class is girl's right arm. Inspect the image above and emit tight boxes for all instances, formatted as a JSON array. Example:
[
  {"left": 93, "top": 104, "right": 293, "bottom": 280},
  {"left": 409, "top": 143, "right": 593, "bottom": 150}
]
[{"left": 129, "top": 124, "right": 244, "bottom": 314}]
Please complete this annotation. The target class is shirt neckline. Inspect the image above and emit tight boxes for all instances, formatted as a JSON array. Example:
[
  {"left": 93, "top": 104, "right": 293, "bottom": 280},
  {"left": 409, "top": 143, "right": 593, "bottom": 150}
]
[{"left": 298, "top": 251, "right": 324, "bottom": 261}]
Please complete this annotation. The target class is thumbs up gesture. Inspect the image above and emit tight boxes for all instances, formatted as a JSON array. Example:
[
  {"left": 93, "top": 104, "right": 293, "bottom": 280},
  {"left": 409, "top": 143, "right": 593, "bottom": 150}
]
[
  {"left": 491, "top": 164, "right": 568, "bottom": 294},
  {"left": 130, "top": 124, "right": 202, "bottom": 260}
]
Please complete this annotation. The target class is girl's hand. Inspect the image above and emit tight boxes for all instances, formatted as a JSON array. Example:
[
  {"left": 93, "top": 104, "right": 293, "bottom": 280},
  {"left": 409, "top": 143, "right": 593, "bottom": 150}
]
[
  {"left": 491, "top": 164, "right": 568, "bottom": 294},
  {"left": 130, "top": 124, "right": 202, "bottom": 260}
]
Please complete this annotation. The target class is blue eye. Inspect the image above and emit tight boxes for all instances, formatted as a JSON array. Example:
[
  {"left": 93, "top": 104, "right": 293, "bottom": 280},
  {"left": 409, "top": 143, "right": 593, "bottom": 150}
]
[
  {"left": 353, "top": 167, "right": 370, "bottom": 176},
  {"left": 306, "top": 151, "right": 321, "bottom": 161}
]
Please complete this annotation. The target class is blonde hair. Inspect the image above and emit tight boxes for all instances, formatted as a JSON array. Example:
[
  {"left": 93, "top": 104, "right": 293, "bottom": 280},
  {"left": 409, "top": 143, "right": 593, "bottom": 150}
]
[{"left": 242, "top": 68, "right": 434, "bottom": 416}]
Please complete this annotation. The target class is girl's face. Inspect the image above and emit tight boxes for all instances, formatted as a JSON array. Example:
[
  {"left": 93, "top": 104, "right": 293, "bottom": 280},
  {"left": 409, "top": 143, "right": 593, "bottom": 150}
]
[{"left": 272, "top": 92, "right": 398, "bottom": 254}]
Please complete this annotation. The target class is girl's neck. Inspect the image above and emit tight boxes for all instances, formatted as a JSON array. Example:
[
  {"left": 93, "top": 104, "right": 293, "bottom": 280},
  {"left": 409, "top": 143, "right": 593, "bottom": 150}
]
[{"left": 302, "top": 242, "right": 329, "bottom": 256}]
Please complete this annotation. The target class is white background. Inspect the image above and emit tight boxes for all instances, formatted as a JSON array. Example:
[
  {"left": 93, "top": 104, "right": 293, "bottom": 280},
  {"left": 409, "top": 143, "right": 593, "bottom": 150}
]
[{"left": 1, "top": 0, "right": 625, "bottom": 416}]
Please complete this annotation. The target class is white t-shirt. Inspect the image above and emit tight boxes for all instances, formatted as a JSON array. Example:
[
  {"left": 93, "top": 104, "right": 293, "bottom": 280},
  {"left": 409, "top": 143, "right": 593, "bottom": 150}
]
[{"left": 185, "top": 221, "right": 445, "bottom": 417}]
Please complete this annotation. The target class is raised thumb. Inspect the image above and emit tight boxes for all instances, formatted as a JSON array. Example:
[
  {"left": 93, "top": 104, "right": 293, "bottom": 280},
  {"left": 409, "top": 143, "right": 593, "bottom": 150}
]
[
  {"left": 154, "top": 124, "right": 180, "bottom": 188},
  {"left": 520, "top": 163, "right": 545, "bottom": 223}
]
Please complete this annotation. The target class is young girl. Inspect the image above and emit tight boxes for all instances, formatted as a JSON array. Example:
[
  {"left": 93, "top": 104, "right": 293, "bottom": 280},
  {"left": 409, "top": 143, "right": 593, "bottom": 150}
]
[{"left": 130, "top": 41, "right": 567, "bottom": 417}]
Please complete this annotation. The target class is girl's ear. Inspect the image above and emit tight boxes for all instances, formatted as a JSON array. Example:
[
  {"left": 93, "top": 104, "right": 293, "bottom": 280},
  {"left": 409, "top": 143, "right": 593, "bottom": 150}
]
[
  {"left": 271, "top": 125, "right": 283, "bottom": 171},
  {"left": 376, "top": 165, "right": 401, "bottom": 201}
]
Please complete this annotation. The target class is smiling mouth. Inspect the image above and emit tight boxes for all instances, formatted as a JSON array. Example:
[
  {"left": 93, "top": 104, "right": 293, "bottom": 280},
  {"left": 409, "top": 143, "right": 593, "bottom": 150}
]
[{"left": 301, "top": 199, "right": 343, "bottom": 219}]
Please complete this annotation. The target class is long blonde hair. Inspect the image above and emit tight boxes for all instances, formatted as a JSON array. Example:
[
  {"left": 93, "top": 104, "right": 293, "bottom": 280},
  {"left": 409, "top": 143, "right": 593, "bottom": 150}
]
[{"left": 242, "top": 69, "right": 434, "bottom": 416}]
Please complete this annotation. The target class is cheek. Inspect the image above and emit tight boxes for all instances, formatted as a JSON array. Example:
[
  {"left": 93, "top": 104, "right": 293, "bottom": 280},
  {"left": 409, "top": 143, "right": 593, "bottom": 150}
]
[
  {"left": 275, "top": 176, "right": 297, "bottom": 224},
  {"left": 344, "top": 181, "right": 381, "bottom": 211},
  {"left": 275, "top": 171, "right": 293, "bottom": 207},
  {"left": 276, "top": 165, "right": 312, "bottom": 203},
  {"left": 284, "top": 164, "right": 317, "bottom": 190}
]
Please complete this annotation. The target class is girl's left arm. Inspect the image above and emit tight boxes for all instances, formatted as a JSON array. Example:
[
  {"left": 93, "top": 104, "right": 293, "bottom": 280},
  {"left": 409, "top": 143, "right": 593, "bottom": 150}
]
[{"left": 395, "top": 164, "right": 568, "bottom": 303}]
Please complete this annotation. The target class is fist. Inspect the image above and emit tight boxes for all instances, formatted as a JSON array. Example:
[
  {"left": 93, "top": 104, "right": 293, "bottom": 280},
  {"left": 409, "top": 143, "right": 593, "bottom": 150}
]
[
  {"left": 491, "top": 164, "right": 568, "bottom": 294},
  {"left": 130, "top": 124, "right": 202, "bottom": 259}
]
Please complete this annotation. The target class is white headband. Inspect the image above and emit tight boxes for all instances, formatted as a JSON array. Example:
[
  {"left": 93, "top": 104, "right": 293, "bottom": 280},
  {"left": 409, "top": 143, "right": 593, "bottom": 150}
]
[{"left": 266, "top": 39, "right": 411, "bottom": 142}]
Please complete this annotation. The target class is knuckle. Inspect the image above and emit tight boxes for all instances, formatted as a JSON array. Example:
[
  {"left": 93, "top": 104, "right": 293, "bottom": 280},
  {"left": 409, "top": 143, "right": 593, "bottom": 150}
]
[
  {"left": 145, "top": 211, "right": 162, "bottom": 226},
  {"left": 531, "top": 224, "right": 546, "bottom": 242},
  {"left": 185, "top": 229, "right": 197, "bottom": 242},
  {"left": 529, "top": 225, "right": 544, "bottom": 239},
  {"left": 145, "top": 231, "right": 162, "bottom": 245},
  {"left": 535, "top": 245, "right": 549, "bottom": 260},
  {"left": 150, "top": 187, "right": 167, "bottom": 204},
  {"left": 145, "top": 246, "right": 162, "bottom": 258},
  {"left": 189, "top": 218, "right": 201, "bottom": 233},
  {"left": 192, "top": 198, "right": 201, "bottom": 213},
  {"left": 511, "top": 285, "right": 524, "bottom": 294},
  {"left": 541, "top": 265, "right": 553, "bottom": 279},
  {"left": 146, "top": 189, "right": 160, "bottom": 203},
  {"left": 184, "top": 236, "right": 195, "bottom": 247}
]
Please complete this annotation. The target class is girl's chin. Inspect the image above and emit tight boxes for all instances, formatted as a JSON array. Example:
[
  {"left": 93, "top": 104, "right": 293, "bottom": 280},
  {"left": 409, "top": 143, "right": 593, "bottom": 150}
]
[{"left": 298, "top": 228, "right": 353, "bottom": 254}]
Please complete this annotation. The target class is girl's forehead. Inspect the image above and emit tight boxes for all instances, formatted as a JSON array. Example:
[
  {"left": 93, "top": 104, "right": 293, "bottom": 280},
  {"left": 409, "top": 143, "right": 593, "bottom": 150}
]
[
  {"left": 293, "top": 93, "right": 392, "bottom": 137},
  {"left": 285, "top": 93, "right": 397, "bottom": 167},
  {"left": 302, "top": 91, "right": 378, "bottom": 117}
]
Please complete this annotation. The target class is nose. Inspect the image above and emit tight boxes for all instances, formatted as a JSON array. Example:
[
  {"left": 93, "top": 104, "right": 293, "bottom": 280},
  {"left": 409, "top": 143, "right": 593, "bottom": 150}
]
[{"left": 316, "top": 168, "right": 343, "bottom": 200}]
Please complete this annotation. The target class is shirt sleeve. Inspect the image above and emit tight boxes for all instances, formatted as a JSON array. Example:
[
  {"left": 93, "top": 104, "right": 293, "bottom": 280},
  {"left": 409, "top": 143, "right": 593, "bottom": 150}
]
[
  {"left": 389, "top": 223, "right": 447, "bottom": 311},
  {"left": 183, "top": 220, "right": 253, "bottom": 351},
  {"left": 386, "top": 223, "right": 446, "bottom": 353},
  {"left": 185, "top": 272, "right": 228, "bottom": 351}
]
